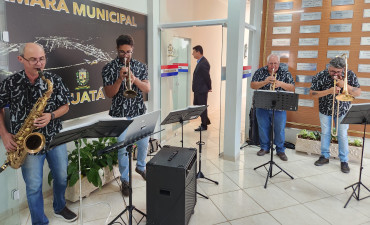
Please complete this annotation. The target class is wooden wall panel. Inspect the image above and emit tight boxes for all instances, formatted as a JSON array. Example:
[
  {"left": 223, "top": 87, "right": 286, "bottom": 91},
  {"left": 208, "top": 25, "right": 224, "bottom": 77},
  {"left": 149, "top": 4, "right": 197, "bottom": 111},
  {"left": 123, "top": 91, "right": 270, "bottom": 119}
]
[{"left": 259, "top": 0, "right": 370, "bottom": 137}]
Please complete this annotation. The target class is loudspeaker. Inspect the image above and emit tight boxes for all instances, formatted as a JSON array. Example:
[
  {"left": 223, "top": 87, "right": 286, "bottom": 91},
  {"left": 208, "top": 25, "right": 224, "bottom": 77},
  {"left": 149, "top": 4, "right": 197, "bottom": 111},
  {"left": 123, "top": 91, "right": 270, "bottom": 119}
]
[{"left": 146, "top": 145, "right": 197, "bottom": 225}]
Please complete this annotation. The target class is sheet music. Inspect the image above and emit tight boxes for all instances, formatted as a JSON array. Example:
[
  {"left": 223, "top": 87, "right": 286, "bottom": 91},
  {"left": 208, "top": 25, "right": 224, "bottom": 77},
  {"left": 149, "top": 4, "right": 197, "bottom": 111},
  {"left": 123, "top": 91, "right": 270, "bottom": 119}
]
[
  {"left": 61, "top": 117, "right": 130, "bottom": 133},
  {"left": 256, "top": 90, "right": 295, "bottom": 94}
]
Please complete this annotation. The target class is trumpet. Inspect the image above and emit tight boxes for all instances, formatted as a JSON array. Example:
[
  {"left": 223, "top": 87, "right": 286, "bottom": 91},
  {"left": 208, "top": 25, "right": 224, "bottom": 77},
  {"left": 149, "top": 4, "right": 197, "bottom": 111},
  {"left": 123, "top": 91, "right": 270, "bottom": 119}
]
[
  {"left": 270, "top": 68, "right": 276, "bottom": 91},
  {"left": 123, "top": 57, "right": 137, "bottom": 99},
  {"left": 331, "top": 53, "right": 354, "bottom": 136}
]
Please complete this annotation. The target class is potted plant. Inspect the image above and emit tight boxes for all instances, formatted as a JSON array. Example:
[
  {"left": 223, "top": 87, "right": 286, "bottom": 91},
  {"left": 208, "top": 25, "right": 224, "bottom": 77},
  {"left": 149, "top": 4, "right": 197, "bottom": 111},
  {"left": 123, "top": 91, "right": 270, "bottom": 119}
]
[
  {"left": 48, "top": 137, "right": 120, "bottom": 202},
  {"left": 295, "top": 129, "right": 363, "bottom": 163}
]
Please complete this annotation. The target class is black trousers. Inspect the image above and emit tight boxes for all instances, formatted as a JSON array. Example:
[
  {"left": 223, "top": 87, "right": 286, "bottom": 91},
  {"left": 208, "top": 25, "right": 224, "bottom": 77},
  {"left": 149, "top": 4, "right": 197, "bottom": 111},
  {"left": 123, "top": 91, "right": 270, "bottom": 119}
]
[{"left": 193, "top": 92, "right": 211, "bottom": 128}]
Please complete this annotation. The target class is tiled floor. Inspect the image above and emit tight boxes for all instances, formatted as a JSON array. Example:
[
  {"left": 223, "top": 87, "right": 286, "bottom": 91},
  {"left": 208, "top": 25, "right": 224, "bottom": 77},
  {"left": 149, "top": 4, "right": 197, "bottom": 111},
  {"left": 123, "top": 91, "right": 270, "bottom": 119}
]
[{"left": 19, "top": 120, "right": 370, "bottom": 225}]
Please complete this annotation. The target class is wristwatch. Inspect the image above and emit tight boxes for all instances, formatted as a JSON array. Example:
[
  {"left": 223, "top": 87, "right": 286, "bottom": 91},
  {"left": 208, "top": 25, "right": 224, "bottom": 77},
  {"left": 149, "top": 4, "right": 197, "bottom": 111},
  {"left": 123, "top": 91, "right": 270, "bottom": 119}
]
[{"left": 51, "top": 112, "right": 55, "bottom": 120}]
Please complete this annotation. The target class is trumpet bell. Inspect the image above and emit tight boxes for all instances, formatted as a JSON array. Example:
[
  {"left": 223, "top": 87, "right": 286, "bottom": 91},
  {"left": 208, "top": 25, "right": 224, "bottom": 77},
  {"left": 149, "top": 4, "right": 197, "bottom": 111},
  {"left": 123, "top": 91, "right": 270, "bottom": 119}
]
[
  {"left": 123, "top": 90, "right": 137, "bottom": 99},
  {"left": 336, "top": 93, "right": 354, "bottom": 102}
]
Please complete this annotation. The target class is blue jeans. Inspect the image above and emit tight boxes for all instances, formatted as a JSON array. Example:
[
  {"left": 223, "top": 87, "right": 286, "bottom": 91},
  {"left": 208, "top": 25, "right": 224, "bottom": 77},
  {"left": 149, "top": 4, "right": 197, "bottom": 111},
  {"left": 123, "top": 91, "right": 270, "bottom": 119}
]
[
  {"left": 256, "top": 108, "right": 286, "bottom": 153},
  {"left": 21, "top": 144, "right": 68, "bottom": 225},
  {"left": 319, "top": 112, "right": 349, "bottom": 162},
  {"left": 118, "top": 117, "right": 149, "bottom": 182}
]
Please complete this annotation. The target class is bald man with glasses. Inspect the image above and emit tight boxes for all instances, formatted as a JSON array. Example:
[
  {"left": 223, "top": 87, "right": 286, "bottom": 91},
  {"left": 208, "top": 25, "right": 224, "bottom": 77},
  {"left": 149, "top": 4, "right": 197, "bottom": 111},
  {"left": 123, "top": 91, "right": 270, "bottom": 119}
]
[
  {"left": 250, "top": 54, "right": 295, "bottom": 161},
  {"left": 0, "top": 43, "right": 76, "bottom": 224}
]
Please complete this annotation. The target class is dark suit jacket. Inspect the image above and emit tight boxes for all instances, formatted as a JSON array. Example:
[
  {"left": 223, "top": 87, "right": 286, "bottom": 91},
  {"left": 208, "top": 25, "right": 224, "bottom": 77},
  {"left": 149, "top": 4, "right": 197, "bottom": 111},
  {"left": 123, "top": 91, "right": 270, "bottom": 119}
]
[{"left": 192, "top": 57, "right": 212, "bottom": 93}]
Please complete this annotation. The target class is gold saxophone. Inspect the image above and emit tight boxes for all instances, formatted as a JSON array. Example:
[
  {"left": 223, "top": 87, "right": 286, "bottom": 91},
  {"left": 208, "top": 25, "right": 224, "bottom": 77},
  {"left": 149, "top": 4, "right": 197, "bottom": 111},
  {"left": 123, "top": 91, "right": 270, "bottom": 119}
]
[{"left": 0, "top": 69, "right": 53, "bottom": 173}]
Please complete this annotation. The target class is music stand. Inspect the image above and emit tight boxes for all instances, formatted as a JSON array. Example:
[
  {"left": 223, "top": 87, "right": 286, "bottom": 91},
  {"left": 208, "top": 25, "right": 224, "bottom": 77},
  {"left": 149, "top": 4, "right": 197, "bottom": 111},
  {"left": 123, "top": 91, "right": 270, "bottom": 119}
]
[
  {"left": 340, "top": 103, "right": 370, "bottom": 208},
  {"left": 161, "top": 105, "right": 218, "bottom": 199},
  {"left": 161, "top": 105, "right": 207, "bottom": 147},
  {"left": 49, "top": 118, "right": 132, "bottom": 225},
  {"left": 253, "top": 90, "right": 299, "bottom": 188},
  {"left": 98, "top": 111, "right": 160, "bottom": 225}
]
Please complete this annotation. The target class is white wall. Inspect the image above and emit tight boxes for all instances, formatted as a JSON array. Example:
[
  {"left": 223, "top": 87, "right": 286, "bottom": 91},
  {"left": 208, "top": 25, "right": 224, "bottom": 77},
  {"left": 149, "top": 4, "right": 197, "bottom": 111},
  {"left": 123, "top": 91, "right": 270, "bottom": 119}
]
[{"left": 91, "top": 0, "right": 147, "bottom": 15}]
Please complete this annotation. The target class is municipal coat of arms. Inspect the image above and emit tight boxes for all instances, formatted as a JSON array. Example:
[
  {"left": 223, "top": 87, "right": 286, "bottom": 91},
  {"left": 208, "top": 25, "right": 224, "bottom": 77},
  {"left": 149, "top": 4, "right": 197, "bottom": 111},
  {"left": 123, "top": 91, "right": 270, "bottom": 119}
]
[{"left": 75, "top": 68, "right": 90, "bottom": 90}]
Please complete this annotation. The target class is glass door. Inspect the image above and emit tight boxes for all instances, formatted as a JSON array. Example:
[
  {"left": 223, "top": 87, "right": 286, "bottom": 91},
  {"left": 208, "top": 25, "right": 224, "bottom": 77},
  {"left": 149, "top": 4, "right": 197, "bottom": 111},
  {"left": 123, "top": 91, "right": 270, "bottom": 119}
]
[
  {"left": 160, "top": 26, "right": 224, "bottom": 152},
  {"left": 160, "top": 29, "right": 192, "bottom": 142}
]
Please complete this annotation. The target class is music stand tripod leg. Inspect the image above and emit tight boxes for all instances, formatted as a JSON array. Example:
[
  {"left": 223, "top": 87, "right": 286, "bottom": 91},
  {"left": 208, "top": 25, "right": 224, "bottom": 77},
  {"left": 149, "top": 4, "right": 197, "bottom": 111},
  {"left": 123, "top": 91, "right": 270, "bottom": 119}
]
[
  {"left": 108, "top": 145, "right": 146, "bottom": 225},
  {"left": 343, "top": 122, "right": 370, "bottom": 208},
  {"left": 196, "top": 127, "right": 218, "bottom": 192},
  {"left": 253, "top": 109, "right": 294, "bottom": 188},
  {"left": 76, "top": 140, "right": 83, "bottom": 225}
]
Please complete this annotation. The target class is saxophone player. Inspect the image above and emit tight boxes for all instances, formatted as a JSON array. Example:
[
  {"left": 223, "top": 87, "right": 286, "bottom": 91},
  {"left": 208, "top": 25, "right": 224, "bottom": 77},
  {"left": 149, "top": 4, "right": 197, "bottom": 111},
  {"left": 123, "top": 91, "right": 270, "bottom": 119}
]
[
  {"left": 250, "top": 54, "right": 295, "bottom": 161},
  {"left": 0, "top": 43, "right": 77, "bottom": 224}
]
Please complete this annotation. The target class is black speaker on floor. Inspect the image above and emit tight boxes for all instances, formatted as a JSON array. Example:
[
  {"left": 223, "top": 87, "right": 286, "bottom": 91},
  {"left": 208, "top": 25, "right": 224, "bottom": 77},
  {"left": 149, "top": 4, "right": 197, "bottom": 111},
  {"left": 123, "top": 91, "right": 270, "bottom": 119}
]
[{"left": 147, "top": 145, "right": 197, "bottom": 225}]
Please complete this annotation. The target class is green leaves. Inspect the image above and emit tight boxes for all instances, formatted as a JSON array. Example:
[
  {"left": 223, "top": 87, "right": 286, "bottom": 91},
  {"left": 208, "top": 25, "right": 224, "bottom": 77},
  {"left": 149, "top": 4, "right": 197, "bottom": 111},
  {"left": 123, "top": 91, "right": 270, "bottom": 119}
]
[
  {"left": 349, "top": 138, "right": 363, "bottom": 147},
  {"left": 298, "top": 129, "right": 320, "bottom": 141},
  {"left": 48, "top": 137, "right": 118, "bottom": 189},
  {"left": 298, "top": 129, "right": 362, "bottom": 147},
  {"left": 87, "top": 167, "right": 102, "bottom": 188}
]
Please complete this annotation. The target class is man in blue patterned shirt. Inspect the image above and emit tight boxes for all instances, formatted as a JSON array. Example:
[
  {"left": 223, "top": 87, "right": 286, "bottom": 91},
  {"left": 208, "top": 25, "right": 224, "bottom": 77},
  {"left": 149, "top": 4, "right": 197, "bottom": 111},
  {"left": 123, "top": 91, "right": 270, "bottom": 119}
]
[
  {"left": 310, "top": 57, "right": 361, "bottom": 173},
  {"left": 0, "top": 43, "right": 76, "bottom": 224},
  {"left": 251, "top": 54, "right": 295, "bottom": 161},
  {"left": 102, "top": 35, "right": 150, "bottom": 196}
]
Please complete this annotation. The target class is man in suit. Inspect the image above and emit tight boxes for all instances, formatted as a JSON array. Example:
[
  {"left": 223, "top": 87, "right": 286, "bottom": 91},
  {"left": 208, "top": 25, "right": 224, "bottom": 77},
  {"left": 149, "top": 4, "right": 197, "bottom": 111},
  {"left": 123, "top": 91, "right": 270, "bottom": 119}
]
[{"left": 192, "top": 45, "right": 212, "bottom": 131}]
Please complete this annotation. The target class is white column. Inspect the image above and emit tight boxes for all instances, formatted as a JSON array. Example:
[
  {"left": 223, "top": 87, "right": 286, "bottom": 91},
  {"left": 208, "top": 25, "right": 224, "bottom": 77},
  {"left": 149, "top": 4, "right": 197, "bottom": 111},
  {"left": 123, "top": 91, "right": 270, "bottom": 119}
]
[
  {"left": 223, "top": 0, "right": 246, "bottom": 161},
  {"left": 245, "top": 0, "right": 264, "bottom": 140},
  {"left": 147, "top": 0, "right": 161, "bottom": 136}
]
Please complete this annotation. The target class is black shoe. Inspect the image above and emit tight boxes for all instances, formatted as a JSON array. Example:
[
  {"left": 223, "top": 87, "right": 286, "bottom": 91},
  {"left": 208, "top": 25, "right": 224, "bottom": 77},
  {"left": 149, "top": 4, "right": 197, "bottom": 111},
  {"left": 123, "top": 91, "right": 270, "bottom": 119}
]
[
  {"left": 277, "top": 152, "right": 288, "bottom": 161},
  {"left": 195, "top": 126, "right": 207, "bottom": 131},
  {"left": 121, "top": 180, "right": 130, "bottom": 197},
  {"left": 341, "top": 162, "right": 350, "bottom": 173},
  {"left": 314, "top": 156, "right": 329, "bottom": 166},
  {"left": 54, "top": 207, "right": 78, "bottom": 222},
  {"left": 135, "top": 167, "right": 146, "bottom": 181},
  {"left": 257, "top": 149, "right": 269, "bottom": 156}
]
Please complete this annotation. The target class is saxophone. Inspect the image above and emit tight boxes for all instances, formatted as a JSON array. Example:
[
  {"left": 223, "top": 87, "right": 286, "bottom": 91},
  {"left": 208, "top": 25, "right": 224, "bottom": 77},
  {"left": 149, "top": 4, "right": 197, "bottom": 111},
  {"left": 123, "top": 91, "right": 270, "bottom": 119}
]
[{"left": 0, "top": 69, "right": 53, "bottom": 173}]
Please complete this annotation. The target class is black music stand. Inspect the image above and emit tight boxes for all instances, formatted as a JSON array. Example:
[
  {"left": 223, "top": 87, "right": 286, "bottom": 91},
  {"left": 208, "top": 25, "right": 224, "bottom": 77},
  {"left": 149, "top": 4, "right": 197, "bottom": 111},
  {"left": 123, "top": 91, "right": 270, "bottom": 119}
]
[
  {"left": 253, "top": 90, "right": 299, "bottom": 188},
  {"left": 341, "top": 103, "right": 370, "bottom": 208},
  {"left": 161, "top": 105, "right": 207, "bottom": 148},
  {"left": 161, "top": 105, "right": 218, "bottom": 199},
  {"left": 98, "top": 116, "right": 160, "bottom": 225},
  {"left": 49, "top": 118, "right": 132, "bottom": 225}
]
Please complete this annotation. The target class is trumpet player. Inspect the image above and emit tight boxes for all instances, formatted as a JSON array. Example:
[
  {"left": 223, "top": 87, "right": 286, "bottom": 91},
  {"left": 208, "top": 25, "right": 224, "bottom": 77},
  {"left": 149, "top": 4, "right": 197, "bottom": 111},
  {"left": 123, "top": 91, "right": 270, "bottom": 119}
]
[
  {"left": 251, "top": 54, "right": 295, "bottom": 161},
  {"left": 102, "top": 35, "right": 150, "bottom": 197},
  {"left": 310, "top": 57, "right": 361, "bottom": 173}
]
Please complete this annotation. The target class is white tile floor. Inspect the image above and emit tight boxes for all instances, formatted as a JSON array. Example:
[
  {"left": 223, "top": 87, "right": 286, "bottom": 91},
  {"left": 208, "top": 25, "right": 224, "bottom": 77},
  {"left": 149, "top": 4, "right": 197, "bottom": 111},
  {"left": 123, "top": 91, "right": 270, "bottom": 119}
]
[{"left": 20, "top": 120, "right": 370, "bottom": 225}]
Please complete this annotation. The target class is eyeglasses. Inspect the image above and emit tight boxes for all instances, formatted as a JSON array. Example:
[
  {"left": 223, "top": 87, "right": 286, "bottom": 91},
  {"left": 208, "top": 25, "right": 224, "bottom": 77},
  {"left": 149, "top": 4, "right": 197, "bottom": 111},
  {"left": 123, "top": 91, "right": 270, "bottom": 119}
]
[
  {"left": 329, "top": 70, "right": 342, "bottom": 75},
  {"left": 21, "top": 55, "right": 46, "bottom": 65},
  {"left": 118, "top": 50, "right": 133, "bottom": 55}
]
